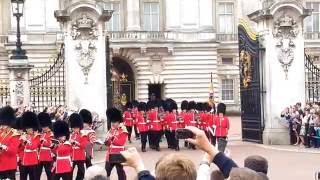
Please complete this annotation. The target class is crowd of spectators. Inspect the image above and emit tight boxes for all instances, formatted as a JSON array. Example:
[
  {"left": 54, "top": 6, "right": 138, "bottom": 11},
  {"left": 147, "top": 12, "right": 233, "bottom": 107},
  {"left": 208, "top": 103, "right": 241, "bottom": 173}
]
[{"left": 281, "top": 102, "right": 320, "bottom": 148}]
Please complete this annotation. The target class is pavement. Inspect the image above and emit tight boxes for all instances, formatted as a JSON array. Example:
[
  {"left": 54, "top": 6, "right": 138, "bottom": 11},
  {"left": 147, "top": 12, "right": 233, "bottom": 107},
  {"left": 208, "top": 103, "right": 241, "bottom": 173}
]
[{"left": 35, "top": 116, "right": 320, "bottom": 179}]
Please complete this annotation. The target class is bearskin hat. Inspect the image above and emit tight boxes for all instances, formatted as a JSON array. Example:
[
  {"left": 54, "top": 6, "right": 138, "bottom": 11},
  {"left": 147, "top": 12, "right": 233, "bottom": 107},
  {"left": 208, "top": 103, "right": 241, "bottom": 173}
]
[
  {"left": 12, "top": 117, "right": 23, "bottom": 130},
  {"left": 21, "top": 111, "right": 40, "bottom": 131},
  {"left": 138, "top": 102, "right": 147, "bottom": 111},
  {"left": 155, "top": 99, "right": 163, "bottom": 108},
  {"left": 163, "top": 99, "right": 171, "bottom": 112},
  {"left": 69, "top": 113, "right": 84, "bottom": 129},
  {"left": 181, "top": 100, "right": 188, "bottom": 110},
  {"left": 132, "top": 100, "right": 139, "bottom": 108},
  {"left": 79, "top": 109, "right": 92, "bottom": 125},
  {"left": 38, "top": 112, "right": 52, "bottom": 128},
  {"left": 171, "top": 99, "right": 178, "bottom": 110},
  {"left": 188, "top": 101, "right": 196, "bottom": 110},
  {"left": 217, "top": 103, "right": 226, "bottom": 115},
  {"left": 106, "top": 108, "right": 123, "bottom": 123},
  {"left": 53, "top": 120, "right": 70, "bottom": 139},
  {"left": 125, "top": 102, "right": 133, "bottom": 110},
  {"left": 196, "top": 102, "right": 203, "bottom": 112},
  {"left": 147, "top": 100, "right": 155, "bottom": 111},
  {"left": 203, "top": 102, "right": 211, "bottom": 112},
  {"left": 0, "top": 106, "right": 15, "bottom": 126}
]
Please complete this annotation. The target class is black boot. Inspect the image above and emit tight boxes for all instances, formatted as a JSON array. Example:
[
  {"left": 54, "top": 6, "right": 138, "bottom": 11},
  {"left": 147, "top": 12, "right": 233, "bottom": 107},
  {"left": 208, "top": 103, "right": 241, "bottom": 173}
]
[
  {"left": 156, "top": 146, "right": 160, "bottom": 151},
  {"left": 175, "top": 146, "right": 180, "bottom": 151},
  {"left": 142, "top": 145, "right": 146, "bottom": 152}
]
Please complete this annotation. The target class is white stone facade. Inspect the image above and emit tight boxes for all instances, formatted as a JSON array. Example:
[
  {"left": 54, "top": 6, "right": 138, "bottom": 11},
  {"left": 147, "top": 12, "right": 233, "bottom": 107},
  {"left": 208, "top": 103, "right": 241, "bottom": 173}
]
[{"left": 5, "top": 0, "right": 315, "bottom": 113}]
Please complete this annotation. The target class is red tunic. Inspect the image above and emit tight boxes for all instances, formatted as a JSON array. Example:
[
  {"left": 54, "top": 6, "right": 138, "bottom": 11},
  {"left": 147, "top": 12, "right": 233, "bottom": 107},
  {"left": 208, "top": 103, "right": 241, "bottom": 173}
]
[
  {"left": 53, "top": 141, "right": 73, "bottom": 174},
  {"left": 123, "top": 111, "right": 134, "bottom": 127},
  {"left": 215, "top": 116, "right": 230, "bottom": 137},
  {"left": 178, "top": 111, "right": 187, "bottom": 128},
  {"left": 0, "top": 129, "right": 20, "bottom": 171},
  {"left": 136, "top": 112, "right": 148, "bottom": 133},
  {"left": 39, "top": 131, "right": 54, "bottom": 162},
  {"left": 81, "top": 129, "right": 96, "bottom": 158},
  {"left": 105, "top": 125, "right": 128, "bottom": 160},
  {"left": 163, "top": 113, "right": 179, "bottom": 131},
  {"left": 147, "top": 110, "right": 162, "bottom": 131},
  {"left": 131, "top": 108, "right": 138, "bottom": 125},
  {"left": 70, "top": 131, "right": 87, "bottom": 161},
  {"left": 22, "top": 133, "right": 41, "bottom": 166},
  {"left": 199, "top": 112, "right": 208, "bottom": 130},
  {"left": 183, "top": 112, "right": 197, "bottom": 127}
]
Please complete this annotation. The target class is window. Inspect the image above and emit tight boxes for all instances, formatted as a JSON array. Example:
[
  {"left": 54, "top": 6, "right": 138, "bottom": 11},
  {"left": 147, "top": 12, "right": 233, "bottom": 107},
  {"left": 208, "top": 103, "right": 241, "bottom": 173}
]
[
  {"left": 142, "top": 2, "right": 160, "bottom": 31},
  {"left": 218, "top": 3, "right": 234, "bottom": 33},
  {"left": 103, "top": 2, "right": 121, "bottom": 31},
  {"left": 221, "top": 79, "right": 234, "bottom": 101},
  {"left": 222, "top": 57, "right": 233, "bottom": 65},
  {"left": 305, "top": 2, "right": 320, "bottom": 32}
]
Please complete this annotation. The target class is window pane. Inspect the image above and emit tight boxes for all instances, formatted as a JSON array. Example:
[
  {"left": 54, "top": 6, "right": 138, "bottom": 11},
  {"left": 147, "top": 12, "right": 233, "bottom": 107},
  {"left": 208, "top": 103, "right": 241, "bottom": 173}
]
[
  {"left": 226, "top": 3, "right": 233, "bottom": 14},
  {"left": 143, "top": 2, "right": 159, "bottom": 31},
  {"left": 314, "top": 3, "right": 319, "bottom": 12},
  {"left": 151, "top": 3, "right": 159, "bottom": 14},
  {"left": 144, "top": 14, "right": 151, "bottom": 31},
  {"left": 218, "top": 4, "right": 225, "bottom": 14},
  {"left": 221, "top": 79, "right": 234, "bottom": 101},
  {"left": 305, "top": 16, "right": 313, "bottom": 32},
  {"left": 306, "top": 2, "right": 312, "bottom": 9},
  {"left": 144, "top": 3, "right": 150, "bottom": 14}
]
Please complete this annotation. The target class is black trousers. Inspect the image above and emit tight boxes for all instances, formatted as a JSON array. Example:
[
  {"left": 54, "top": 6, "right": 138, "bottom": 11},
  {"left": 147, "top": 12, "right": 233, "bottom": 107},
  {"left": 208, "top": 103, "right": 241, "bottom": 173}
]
[
  {"left": 72, "top": 161, "right": 85, "bottom": 180},
  {"left": 164, "top": 130, "right": 172, "bottom": 147},
  {"left": 126, "top": 126, "right": 133, "bottom": 141},
  {"left": 0, "top": 170, "right": 16, "bottom": 180},
  {"left": 148, "top": 131, "right": 154, "bottom": 148},
  {"left": 105, "top": 161, "right": 126, "bottom": 180},
  {"left": 37, "top": 161, "right": 53, "bottom": 180},
  {"left": 134, "top": 125, "right": 140, "bottom": 138},
  {"left": 85, "top": 156, "right": 92, "bottom": 168},
  {"left": 20, "top": 165, "right": 37, "bottom": 180},
  {"left": 140, "top": 132, "right": 148, "bottom": 149},
  {"left": 53, "top": 172, "right": 72, "bottom": 180}
]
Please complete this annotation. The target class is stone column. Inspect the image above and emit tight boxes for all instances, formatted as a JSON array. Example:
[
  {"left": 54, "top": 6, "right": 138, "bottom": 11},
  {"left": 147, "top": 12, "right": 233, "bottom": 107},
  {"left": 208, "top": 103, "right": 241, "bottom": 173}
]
[
  {"left": 55, "top": 3, "right": 112, "bottom": 118},
  {"left": 199, "top": 0, "right": 213, "bottom": 31},
  {"left": 248, "top": 1, "right": 311, "bottom": 144},
  {"left": 7, "top": 60, "right": 33, "bottom": 107},
  {"left": 126, "top": 0, "right": 140, "bottom": 31},
  {"left": 165, "top": 0, "right": 180, "bottom": 30}
]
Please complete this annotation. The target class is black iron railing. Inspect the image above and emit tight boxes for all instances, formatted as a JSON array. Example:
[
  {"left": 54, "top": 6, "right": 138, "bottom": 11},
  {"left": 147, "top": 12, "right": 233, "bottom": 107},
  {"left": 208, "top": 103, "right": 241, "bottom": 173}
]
[
  {"left": 29, "top": 44, "right": 65, "bottom": 112},
  {"left": 305, "top": 53, "right": 320, "bottom": 102}
]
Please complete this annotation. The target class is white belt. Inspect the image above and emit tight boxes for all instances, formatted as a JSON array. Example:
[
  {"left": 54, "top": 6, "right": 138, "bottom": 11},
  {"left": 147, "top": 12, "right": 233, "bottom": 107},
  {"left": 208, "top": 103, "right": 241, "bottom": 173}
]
[
  {"left": 111, "top": 145, "right": 124, "bottom": 148},
  {"left": 57, "top": 156, "right": 71, "bottom": 160},
  {"left": 153, "top": 121, "right": 160, "bottom": 123},
  {"left": 126, "top": 118, "right": 133, "bottom": 120},
  {"left": 24, "top": 149, "right": 37, "bottom": 153},
  {"left": 73, "top": 147, "right": 80, "bottom": 149},
  {"left": 138, "top": 122, "right": 146, "bottom": 124},
  {"left": 40, "top": 147, "right": 51, "bottom": 150}
]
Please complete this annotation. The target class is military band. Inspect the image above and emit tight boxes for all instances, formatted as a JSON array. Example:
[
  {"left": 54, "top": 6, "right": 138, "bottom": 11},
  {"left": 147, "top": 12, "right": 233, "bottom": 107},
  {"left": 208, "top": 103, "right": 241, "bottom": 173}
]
[{"left": 0, "top": 98, "right": 227, "bottom": 180}]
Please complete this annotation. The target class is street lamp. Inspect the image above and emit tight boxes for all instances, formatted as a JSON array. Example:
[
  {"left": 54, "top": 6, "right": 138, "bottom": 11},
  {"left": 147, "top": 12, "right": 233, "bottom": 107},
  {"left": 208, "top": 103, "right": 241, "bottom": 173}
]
[{"left": 10, "top": 0, "right": 27, "bottom": 60}]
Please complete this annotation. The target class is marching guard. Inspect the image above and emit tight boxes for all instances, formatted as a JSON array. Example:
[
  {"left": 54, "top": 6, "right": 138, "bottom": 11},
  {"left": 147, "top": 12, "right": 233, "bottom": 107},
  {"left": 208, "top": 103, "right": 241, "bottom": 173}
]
[
  {"left": 136, "top": 102, "right": 149, "bottom": 152},
  {"left": 163, "top": 99, "right": 179, "bottom": 151},
  {"left": 147, "top": 100, "right": 162, "bottom": 151},
  {"left": 0, "top": 106, "right": 20, "bottom": 180},
  {"left": 131, "top": 100, "right": 140, "bottom": 140},
  {"left": 123, "top": 102, "right": 134, "bottom": 143},
  {"left": 79, "top": 109, "right": 96, "bottom": 168},
  {"left": 52, "top": 120, "right": 73, "bottom": 180},
  {"left": 105, "top": 108, "right": 128, "bottom": 180},
  {"left": 38, "top": 112, "right": 54, "bottom": 180},
  {"left": 20, "top": 111, "right": 41, "bottom": 180},
  {"left": 70, "top": 113, "right": 88, "bottom": 180}
]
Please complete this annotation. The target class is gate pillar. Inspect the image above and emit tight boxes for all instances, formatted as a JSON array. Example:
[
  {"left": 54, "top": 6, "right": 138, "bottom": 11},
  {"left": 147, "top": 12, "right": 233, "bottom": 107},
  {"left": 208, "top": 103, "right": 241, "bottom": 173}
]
[
  {"left": 55, "top": 1, "right": 112, "bottom": 117},
  {"left": 249, "top": 1, "right": 311, "bottom": 145}
]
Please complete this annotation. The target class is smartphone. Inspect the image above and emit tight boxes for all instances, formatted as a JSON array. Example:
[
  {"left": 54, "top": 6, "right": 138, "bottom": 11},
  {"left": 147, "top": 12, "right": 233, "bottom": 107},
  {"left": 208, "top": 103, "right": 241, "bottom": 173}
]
[
  {"left": 175, "top": 128, "right": 194, "bottom": 139},
  {"left": 109, "top": 154, "right": 126, "bottom": 163},
  {"left": 315, "top": 171, "right": 320, "bottom": 180}
]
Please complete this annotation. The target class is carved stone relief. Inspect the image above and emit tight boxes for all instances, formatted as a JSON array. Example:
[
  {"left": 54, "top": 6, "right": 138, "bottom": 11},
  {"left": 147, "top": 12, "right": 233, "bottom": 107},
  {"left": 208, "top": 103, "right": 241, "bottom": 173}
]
[
  {"left": 71, "top": 14, "right": 98, "bottom": 83},
  {"left": 273, "top": 13, "right": 299, "bottom": 79}
]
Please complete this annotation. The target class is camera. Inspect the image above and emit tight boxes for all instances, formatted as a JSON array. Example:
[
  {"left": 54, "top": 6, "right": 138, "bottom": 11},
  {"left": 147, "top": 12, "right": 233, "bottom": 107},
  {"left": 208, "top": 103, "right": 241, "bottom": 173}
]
[{"left": 175, "top": 128, "right": 194, "bottom": 139}]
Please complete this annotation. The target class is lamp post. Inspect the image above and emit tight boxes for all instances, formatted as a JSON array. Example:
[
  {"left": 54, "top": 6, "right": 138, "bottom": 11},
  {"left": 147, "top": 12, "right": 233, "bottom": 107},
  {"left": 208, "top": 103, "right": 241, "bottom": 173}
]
[{"left": 10, "top": 0, "right": 27, "bottom": 60}]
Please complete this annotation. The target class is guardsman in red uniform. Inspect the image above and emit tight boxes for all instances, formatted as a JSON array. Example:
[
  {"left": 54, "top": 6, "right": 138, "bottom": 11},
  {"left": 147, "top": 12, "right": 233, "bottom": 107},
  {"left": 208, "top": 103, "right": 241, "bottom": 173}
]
[
  {"left": 131, "top": 100, "right": 140, "bottom": 140},
  {"left": 136, "top": 102, "right": 148, "bottom": 152},
  {"left": 38, "top": 112, "right": 54, "bottom": 180},
  {"left": 20, "top": 111, "right": 41, "bottom": 180},
  {"left": 123, "top": 102, "right": 134, "bottom": 143},
  {"left": 105, "top": 108, "right": 128, "bottom": 180},
  {"left": 147, "top": 100, "right": 162, "bottom": 151},
  {"left": 196, "top": 102, "right": 204, "bottom": 130},
  {"left": 186, "top": 101, "right": 197, "bottom": 149},
  {"left": 215, "top": 103, "right": 230, "bottom": 152},
  {"left": 52, "top": 121, "right": 73, "bottom": 180},
  {"left": 79, "top": 109, "right": 96, "bottom": 168},
  {"left": 0, "top": 106, "right": 20, "bottom": 179},
  {"left": 179, "top": 100, "right": 189, "bottom": 128},
  {"left": 70, "top": 113, "right": 87, "bottom": 180},
  {"left": 163, "top": 99, "right": 180, "bottom": 151}
]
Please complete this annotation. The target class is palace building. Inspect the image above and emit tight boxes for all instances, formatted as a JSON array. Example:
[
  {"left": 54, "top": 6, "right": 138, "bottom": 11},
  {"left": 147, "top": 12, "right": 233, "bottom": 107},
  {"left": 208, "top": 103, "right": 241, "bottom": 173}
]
[{"left": 0, "top": 0, "right": 319, "bottom": 114}]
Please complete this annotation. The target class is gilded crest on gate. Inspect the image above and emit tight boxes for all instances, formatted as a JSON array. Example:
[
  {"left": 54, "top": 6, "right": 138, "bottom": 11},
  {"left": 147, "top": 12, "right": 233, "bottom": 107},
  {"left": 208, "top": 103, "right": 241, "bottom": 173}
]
[{"left": 240, "top": 50, "right": 252, "bottom": 88}]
